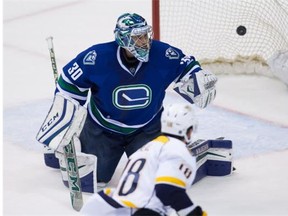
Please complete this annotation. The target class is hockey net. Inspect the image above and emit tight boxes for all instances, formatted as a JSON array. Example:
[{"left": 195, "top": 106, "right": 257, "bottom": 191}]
[{"left": 152, "top": 0, "right": 288, "bottom": 84}]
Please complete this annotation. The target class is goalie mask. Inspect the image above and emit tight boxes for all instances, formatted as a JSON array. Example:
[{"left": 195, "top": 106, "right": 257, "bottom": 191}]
[
  {"left": 114, "top": 13, "right": 153, "bottom": 62},
  {"left": 161, "top": 103, "right": 198, "bottom": 144}
]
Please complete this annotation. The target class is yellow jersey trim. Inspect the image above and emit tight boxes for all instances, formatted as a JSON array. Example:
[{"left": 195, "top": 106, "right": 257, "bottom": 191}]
[
  {"left": 153, "top": 135, "right": 169, "bottom": 144},
  {"left": 104, "top": 187, "right": 112, "bottom": 195},
  {"left": 156, "top": 176, "right": 186, "bottom": 187},
  {"left": 120, "top": 200, "right": 137, "bottom": 208}
]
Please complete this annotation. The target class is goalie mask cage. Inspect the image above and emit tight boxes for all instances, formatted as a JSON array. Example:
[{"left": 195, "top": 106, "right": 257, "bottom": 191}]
[{"left": 152, "top": 0, "right": 288, "bottom": 79}]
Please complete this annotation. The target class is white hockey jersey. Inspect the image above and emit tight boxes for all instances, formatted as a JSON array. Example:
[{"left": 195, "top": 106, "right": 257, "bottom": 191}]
[{"left": 81, "top": 135, "right": 197, "bottom": 216}]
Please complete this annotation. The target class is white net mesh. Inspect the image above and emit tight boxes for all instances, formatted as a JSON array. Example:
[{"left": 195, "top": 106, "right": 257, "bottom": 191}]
[{"left": 159, "top": 0, "right": 288, "bottom": 77}]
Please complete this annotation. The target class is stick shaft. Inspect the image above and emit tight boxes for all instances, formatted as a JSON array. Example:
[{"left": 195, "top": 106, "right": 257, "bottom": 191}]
[
  {"left": 46, "top": 36, "right": 83, "bottom": 211},
  {"left": 46, "top": 36, "right": 59, "bottom": 85}
]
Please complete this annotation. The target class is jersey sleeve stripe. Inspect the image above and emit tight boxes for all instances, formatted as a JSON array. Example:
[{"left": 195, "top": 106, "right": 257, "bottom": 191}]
[
  {"left": 119, "top": 200, "right": 137, "bottom": 208},
  {"left": 58, "top": 75, "right": 89, "bottom": 96},
  {"left": 61, "top": 73, "right": 90, "bottom": 92},
  {"left": 103, "top": 187, "right": 112, "bottom": 195},
  {"left": 156, "top": 176, "right": 186, "bottom": 188},
  {"left": 184, "top": 60, "right": 200, "bottom": 74},
  {"left": 57, "top": 85, "right": 88, "bottom": 101}
]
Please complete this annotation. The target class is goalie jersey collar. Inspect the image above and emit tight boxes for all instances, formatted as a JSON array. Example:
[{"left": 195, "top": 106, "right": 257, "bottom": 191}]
[{"left": 117, "top": 47, "right": 143, "bottom": 76}]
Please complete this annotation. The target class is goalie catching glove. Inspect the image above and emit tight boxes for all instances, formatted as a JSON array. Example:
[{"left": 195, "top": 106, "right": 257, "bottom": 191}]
[
  {"left": 36, "top": 92, "right": 87, "bottom": 151},
  {"left": 174, "top": 69, "right": 217, "bottom": 109}
]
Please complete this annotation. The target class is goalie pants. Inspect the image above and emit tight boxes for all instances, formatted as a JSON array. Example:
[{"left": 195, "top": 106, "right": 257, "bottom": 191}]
[{"left": 79, "top": 114, "right": 162, "bottom": 183}]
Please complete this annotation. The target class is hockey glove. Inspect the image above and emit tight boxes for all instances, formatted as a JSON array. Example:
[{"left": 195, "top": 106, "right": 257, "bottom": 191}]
[
  {"left": 186, "top": 206, "right": 207, "bottom": 216},
  {"left": 174, "top": 69, "right": 217, "bottom": 108}
]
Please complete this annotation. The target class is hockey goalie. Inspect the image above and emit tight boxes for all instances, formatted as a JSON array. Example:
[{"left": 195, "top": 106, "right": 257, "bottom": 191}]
[{"left": 36, "top": 12, "right": 225, "bottom": 195}]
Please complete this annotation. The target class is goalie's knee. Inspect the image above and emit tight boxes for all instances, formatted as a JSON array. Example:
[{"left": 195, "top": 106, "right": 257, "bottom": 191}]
[
  {"left": 43, "top": 146, "right": 60, "bottom": 169},
  {"left": 42, "top": 135, "right": 82, "bottom": 169}
]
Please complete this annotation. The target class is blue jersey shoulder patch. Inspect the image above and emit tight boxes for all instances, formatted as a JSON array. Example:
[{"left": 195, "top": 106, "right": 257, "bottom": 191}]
[
  {"left": 83, "top": 50, "right": 97, "bottom": 65},
  {"left": 165, "top": 47, "right": 180, "bottom": 59}
]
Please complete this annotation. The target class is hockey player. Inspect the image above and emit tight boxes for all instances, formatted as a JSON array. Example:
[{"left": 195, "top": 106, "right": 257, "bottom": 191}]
[
  {"left": 37, "top": 12, "right": 217, "bottom": 192},
  {"left": 80, "top": 103, "right": 207, "bottom": 216}
]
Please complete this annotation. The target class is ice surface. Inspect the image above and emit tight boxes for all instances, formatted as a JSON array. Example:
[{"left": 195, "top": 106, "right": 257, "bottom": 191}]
[{"left": 3, "top": 0, "right": 288, "bottom": 215}]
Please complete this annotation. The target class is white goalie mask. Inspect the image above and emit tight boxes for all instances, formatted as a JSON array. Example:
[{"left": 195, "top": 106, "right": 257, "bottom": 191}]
[
  {"left": 114, "top": 13, "right": 153, "bottom": 62},
  {"left": 161, "top": 103, "right": 198, "bottom": 143}
]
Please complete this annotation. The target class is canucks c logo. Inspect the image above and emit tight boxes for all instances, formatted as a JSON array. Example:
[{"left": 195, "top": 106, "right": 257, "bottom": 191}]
[{"left": 113, "top": 84, "right": 152, "bottom": 110}]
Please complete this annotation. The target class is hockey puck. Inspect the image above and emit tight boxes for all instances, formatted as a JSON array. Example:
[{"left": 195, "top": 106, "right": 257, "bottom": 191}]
[{"left": 236, "top": 25, "right": 247, "bottom": 36}]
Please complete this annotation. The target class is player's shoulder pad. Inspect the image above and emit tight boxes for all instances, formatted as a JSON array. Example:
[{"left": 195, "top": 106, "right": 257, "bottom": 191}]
[
  {"left": 151, "top": 40, "right": 184, "bottom": 61},
  {"left": 161, "top": 136, "right": 192, "bottom": 159},
  {"left": 153, "top": 135, "right": 170, "bottom": 144},
  {"left": 75, "top": 41, "right": 117, "bottom": 66}
]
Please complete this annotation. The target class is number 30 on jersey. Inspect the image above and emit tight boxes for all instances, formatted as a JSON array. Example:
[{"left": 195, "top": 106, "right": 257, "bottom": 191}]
[{"left": 68, "top": 62, "right": 83, "bottom": 81}]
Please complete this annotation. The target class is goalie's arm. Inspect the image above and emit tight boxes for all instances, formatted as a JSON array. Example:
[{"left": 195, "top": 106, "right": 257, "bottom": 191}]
[
  {"left": 173, "top": 58, "right": 217, "bottom": 108},
  {"left": 56, "top": 73, "right": 90, "bottom": 106},
  {"left": 55, "top": 47, "right": 98, "bottom": 106}
]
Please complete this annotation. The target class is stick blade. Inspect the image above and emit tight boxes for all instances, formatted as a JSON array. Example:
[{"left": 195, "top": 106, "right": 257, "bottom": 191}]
[{"left": 71, "top": 193, "right": 83, "bottom": 211}]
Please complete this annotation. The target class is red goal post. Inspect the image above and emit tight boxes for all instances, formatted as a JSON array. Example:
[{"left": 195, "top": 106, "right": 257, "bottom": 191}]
[{"left": 151, "top": 0, "right": 288, "bottom": 83}]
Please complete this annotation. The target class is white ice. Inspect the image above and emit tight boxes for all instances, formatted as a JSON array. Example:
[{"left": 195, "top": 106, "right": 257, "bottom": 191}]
[{"left": 3, "top": 0, "right": 288, "bottom": 215}]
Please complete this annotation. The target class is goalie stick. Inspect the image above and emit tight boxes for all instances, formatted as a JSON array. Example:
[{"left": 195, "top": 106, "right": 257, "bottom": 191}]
[{"left": 46, "top": 36, "right": 83, "bottom": 211}]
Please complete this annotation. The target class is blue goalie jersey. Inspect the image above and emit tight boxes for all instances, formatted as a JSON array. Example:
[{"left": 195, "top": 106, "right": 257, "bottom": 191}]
[{"left": 56, "top": 40, "right": 202, "bottom": 134}]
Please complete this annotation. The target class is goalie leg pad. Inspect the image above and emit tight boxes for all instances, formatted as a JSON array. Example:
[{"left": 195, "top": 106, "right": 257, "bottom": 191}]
[
  {"left": 43, "top": 145, "right": 60, "bottom": 169},
  {"left": 206, "top": 140, "right": 233, "bottom": 176},
  {"left": 56, "top": 147, "right": 97, "bottom": 193},
  {"left": 191, "top": 139, "right": 233, "bottom": 184},
  {"left": 36, "top": 92, "right": 87, "bottom": 150}
]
